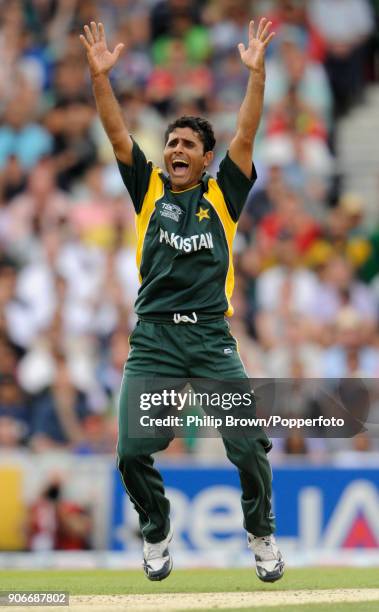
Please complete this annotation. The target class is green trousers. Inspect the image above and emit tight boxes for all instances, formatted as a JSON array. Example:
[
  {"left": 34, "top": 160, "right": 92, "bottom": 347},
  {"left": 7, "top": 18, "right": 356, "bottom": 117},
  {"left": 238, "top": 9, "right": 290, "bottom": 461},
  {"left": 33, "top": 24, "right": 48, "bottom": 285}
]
[{"left": 117, "top": 317, "right": 275, "bottom": 543}]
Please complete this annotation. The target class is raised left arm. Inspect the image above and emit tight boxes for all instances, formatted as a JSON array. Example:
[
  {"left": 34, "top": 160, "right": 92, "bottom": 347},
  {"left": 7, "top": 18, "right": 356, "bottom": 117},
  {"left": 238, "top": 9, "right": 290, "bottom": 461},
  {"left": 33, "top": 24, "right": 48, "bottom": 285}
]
[{"left": 229, "top": 18, "right": 275, "bottom": 178}]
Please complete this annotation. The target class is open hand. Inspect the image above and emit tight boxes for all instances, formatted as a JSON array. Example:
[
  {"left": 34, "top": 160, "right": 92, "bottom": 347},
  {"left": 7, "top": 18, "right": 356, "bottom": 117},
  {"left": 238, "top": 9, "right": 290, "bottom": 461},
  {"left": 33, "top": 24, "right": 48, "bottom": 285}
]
[
  {"left": 79, "top": 22, "right": 124, "bottom": 77},
  {"left": 238, "top": 18, "right": 275, "bottom": 73}
]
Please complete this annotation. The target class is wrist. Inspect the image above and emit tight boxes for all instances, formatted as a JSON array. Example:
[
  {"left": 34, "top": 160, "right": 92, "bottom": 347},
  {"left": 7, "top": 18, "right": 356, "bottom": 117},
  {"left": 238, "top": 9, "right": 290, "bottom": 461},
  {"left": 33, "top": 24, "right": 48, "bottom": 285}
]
[
  {"left": 249, "top": 69, "right": 265, "bottom": 87},
  {"left": 250, "top": 67, "right": 265, "bottom": 79},
  {"left": 91, "top": 70, "right": 110, "bottom": 82}
]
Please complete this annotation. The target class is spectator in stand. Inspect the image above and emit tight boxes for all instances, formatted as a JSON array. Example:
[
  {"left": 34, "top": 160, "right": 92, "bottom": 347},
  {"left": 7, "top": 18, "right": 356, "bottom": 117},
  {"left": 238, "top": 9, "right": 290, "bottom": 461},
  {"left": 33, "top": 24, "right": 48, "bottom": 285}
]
[
  {"left": 47, "top": 98, "right": 97, "bottom": 191},
  {"left": 255, "top": 188, "right": 321, "bottom": 257},
  {"left": 69, "top": 162, "right": 120, "bottom": 248},
  {"left": 264, "top": 0, "right": 326, "bottom": 62},
  {"left": 263, "top": 84, "right": 334, "bottom": 196},
  {"left": 0, "top": 87, "right": 52, "bottom": 170},
  {"left": 239, "top": 164, "right": 287, "bottom": 232},
  {"left": 311, "top": 255, "right": 378, "bottom": 343},
  {"left": 207, "top": 0, "right": 251, "bottom": 56},
  {"left": 30, "top": 351, "right": 90, "bottom": 452},
  {"left": 97, "top": 327, "right": 131, "bottom": 404},
  {"left": 264, "top": 28, "right": 333, "bottom": 127},
  {"left": 264, "top": 313, "right": 323, "bottom": 377},
  {"left": 110, "top": 12, "right": 153, "bottom": 93},
  {"left": 359, "top": 220, "right": 379, "bottom": 284},
  {"left": 212, "top": 48, "right": 249, "bottom": 113},
  {"left": 0, "top": 158, "right": 70, "bottom": 263},
  {"left": 0, "top": 337, "right": 19, "bottom": 377},
  {"left": 333, "top": 432, "right": 379, "bottom": 465},
  {"left": 28, "top": 477, "right": 93, "bottom": 551},
  {"left": 305, "top": 193, "right": 373, "bottom": 277},
  {"left": 6, "top": 229, "right": 63, "bottom": 349},
  {"left": 74, "top": 413, "right": 116, "bottom": 454},
  {"left": 227, "top": 279, "right": 268, "bottom": 376},
  {"left": 17, "top": 304, "right": 99, "bottom": 401},
  {"left": 51, "top": 56, "right": 89, "bottom": 105},
  {"left": 0, "top": 374, "right": 30, "bottom": 447},
  {"left": 146, "top": 37, "right": 213, "bottom": 116},
  {"left": 152, "top": 7, "right": 210, "bottom": 66},
  {"left": 308, "top": 0, "right": 375, "bottom": 115},
  {"left": 56, "top": 500, "right": 92, "bottom": 550},
  {"left": 252, "top": 231, "right": 320, "bottom": 350},
  {"left": 93, "top": 88, "right": 164, "bottom": 166},
  {"left": 0, "top": 258, "right": 37, "bottom": 351},
  {"left": 322, "top": 306, "right": 379, "bottom": 377},
  {"left": 0, "top": 415, "right": 26, "bottom": 448},
  {"left": 24, "top": 0, "right": 77, "bottom": 50},
  {"left": 282, "top": 431, "right": 309, "bottom": 455},
  {"left": 0, "top": 155, "right": 27, "bottom": 203},
  {"left": 150, "top": 0, "right": 201, "bottom": 41},
  {"left": 0, "top": 1, "right": 25, "bottom": 105},
  {"left": 28, "top": 478, "right": 62, "bottom": 551}
]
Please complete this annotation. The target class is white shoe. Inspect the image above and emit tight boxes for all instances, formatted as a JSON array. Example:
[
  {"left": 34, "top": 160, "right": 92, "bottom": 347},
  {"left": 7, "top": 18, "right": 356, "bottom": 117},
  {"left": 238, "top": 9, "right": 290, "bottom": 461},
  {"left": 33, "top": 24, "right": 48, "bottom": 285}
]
[
  {"left": 143, "top": 528, "right": 173, "bottom": 581},
  {"left": 247, "top": 533, "right": 284, "bottom": 582}
]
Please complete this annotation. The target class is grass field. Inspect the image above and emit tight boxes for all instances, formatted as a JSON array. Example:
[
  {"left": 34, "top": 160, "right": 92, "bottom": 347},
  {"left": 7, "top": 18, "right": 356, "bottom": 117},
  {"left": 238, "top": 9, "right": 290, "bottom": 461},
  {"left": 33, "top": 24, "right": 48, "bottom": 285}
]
[{"left": 0, "top": 568, "right": 378, "bottom": 611}]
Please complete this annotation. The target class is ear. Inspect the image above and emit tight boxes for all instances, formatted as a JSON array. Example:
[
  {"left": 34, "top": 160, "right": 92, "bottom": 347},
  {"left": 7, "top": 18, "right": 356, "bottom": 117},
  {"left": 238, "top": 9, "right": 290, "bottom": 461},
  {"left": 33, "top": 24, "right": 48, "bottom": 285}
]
[{"left": 203, "top": 150, "right": 214, "bottom": 168}]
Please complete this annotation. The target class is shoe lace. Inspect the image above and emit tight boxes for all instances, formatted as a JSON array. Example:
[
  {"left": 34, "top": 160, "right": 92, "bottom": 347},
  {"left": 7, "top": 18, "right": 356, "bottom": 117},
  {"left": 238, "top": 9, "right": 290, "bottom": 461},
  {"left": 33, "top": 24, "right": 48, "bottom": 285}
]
[{"left": 248, "top": 534, "right": 278, "bottom": 561}]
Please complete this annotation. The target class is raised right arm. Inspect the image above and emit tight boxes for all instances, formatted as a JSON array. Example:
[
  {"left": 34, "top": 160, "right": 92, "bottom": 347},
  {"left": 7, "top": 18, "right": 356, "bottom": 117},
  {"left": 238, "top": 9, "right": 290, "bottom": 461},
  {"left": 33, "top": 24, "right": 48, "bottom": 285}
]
[{"left": 80, "top": 21, "right": 133, "bottom": 165}]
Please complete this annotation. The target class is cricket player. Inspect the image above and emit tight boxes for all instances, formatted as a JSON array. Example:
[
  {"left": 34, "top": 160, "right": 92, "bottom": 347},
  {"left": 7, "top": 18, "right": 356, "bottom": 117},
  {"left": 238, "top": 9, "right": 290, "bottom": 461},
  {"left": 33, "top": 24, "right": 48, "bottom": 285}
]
[{"left": 80, "top": 18, "right": 284, "bottom": 583}]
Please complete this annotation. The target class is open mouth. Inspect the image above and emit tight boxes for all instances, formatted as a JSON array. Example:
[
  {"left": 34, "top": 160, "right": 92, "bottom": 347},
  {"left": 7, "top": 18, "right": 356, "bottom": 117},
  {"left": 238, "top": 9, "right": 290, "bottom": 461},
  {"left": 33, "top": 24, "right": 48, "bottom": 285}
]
[{"left": 171, "top": 159, "right": 189, "bottom": 177}]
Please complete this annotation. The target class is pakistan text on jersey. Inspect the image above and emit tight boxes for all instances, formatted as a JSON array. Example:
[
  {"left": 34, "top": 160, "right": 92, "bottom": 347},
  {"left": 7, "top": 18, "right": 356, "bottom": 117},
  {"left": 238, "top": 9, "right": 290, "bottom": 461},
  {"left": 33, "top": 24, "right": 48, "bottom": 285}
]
[{"left": 159, "top": 229, "right": 214, "bottom": 253}]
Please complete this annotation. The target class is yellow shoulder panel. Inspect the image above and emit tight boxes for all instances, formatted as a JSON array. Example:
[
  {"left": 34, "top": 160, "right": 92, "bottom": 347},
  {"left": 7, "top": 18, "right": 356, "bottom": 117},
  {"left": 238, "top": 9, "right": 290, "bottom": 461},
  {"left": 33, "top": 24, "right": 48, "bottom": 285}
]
[
  {"left": 135, "top": 168, "right": 164, "bottom": 282},
  {"left": 203, "top": 178, "right": 237, "bottom": 317}
]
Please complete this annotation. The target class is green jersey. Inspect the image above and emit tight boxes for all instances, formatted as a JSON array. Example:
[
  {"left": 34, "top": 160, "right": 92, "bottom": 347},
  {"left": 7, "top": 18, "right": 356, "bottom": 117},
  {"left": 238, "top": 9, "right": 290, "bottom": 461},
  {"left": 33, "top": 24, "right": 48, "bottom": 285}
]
[{"left": 117, "top": 140, "right": 256, "bottom": 317}]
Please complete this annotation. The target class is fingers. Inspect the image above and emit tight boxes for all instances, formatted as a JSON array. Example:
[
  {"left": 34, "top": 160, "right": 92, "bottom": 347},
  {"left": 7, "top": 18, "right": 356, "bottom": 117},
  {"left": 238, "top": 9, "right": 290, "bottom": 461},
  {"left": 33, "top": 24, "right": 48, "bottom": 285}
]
[
  {"left": 81, "top": 22, "right": 105, "bottom": 47},
  {"left": 256, "top": 17, "right": 266, "bottom": 39},
  {"left": 83, "top": 24, "right": 94, "bottom": 45},
  {"left": 90, "top": 21, "right": 98, "bottom": 42},
  {"left": 237, "top": 42, "right": 246, "bottom": 58},
  {"left": 260, "top": 19, "right": 273, "bottom": 43},
  {"left": 249, "top": 20, "right": 255, "bottom": 40},
  {"left": 79, "top": 34, "right": 91, "bottom": 52},
  {"left": 98, "top": 22, "right": 106, "bottom": 43},
  {"left": 251, "top": 17, "right": 274, "bottom": 47},
  {"left": 263, "top": 32, "right": 276, "bottom": 48},
  {"left": 112, "top": 43, "right": 125, "bottom": 61}
]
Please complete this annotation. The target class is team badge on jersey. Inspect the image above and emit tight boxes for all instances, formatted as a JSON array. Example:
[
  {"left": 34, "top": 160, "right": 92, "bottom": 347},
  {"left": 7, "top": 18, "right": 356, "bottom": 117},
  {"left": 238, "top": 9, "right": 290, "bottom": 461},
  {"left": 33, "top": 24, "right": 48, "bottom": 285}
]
[
  {"left": 160, "top": 202, "right": 183, "bottom": 222},
  {"left": 195, "top": 207, "right": 210, "bottom": 222}
]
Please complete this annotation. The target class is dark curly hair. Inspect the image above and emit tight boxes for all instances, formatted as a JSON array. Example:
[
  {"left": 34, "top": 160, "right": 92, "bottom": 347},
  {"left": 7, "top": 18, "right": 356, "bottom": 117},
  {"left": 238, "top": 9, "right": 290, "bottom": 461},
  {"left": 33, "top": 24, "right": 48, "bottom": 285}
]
[{"left": 164, "top": 116, "right": 216, "bottom": 153}]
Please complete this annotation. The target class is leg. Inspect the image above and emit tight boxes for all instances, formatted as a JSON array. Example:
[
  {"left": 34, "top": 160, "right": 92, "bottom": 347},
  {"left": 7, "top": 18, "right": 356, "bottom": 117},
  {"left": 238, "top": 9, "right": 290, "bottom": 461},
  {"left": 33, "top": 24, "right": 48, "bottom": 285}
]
[
  {"left": 222, "top": 434, "right": 275, "bottom": 536},
  {"left": 190, "top": 320, "right": 275, "bottom": 534},
  {"left": 117, "top": 370, "right": 173, "bottom": 543},
  {"left": 189, "top": 320, "right": 283, "bottom": 581},
  {"left": 117, "top": 321, "right": 186, "bottom": 543}
]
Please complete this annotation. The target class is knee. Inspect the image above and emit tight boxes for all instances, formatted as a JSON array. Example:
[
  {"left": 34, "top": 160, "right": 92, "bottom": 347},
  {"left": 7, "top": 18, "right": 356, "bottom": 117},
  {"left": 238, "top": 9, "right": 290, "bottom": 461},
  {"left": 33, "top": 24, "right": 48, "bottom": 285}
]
[
  {"left": 117, "top": 445, "right": 140, "bottom": 473},
  {"left": 225, "top": 438, "right": 270, "bottom": 473}
]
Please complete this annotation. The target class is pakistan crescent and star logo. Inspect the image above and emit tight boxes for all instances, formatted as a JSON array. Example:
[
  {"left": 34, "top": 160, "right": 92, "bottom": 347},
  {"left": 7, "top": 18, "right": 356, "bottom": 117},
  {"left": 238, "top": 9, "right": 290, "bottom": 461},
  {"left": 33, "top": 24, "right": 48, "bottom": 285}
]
[{"left": 195, "top": 207, "right": 210, "bottom": 222}]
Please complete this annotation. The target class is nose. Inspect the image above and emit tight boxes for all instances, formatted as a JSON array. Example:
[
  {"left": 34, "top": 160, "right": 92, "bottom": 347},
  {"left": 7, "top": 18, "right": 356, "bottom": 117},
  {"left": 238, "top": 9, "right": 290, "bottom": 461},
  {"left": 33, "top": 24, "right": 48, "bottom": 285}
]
[{"left": 173, "top": 140, "right": 183, "bottom": 155}]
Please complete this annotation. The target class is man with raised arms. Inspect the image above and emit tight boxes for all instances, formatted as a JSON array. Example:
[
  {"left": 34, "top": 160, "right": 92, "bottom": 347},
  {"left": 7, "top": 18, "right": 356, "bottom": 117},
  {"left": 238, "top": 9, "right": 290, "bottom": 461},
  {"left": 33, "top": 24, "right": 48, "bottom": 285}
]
[{"left": 80, "top": 18, "right": 284, "bottom": 583}]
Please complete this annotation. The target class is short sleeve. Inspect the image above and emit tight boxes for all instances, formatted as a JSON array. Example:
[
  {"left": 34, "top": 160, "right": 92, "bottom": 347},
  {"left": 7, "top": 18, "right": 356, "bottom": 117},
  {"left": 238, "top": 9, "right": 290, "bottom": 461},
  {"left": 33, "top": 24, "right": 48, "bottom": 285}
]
[
  {"left": 216, "top": 152, "right": 257, "bottom": 222},
  {"left": 116, "top": 139, "right": 154, "bottom": 213}
]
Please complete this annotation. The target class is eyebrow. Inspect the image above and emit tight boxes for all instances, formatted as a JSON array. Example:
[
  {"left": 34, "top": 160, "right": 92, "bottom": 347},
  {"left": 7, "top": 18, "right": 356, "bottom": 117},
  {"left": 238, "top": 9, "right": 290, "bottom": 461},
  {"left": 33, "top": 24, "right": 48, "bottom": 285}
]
[{"left": 167, "top": 137, "right": 197, "bottom": 146}]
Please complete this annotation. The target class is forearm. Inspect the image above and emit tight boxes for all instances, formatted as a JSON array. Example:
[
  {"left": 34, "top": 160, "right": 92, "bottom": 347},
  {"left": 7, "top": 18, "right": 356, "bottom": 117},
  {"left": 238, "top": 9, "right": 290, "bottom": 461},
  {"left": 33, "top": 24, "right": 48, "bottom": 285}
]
[
  {"left": 237, "top": 68, "right": 265, "bottom": 144},
  {"left": 91, "top": 73, "right": 132, "bottom": 159}
]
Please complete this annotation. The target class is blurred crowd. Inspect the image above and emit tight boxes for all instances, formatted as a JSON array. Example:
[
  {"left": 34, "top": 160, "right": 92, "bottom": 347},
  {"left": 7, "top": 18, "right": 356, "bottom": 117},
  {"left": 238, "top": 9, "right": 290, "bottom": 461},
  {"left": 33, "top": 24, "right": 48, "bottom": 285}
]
[{"left": 0, "top": 0, "right": 379, "bottom": 459}]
